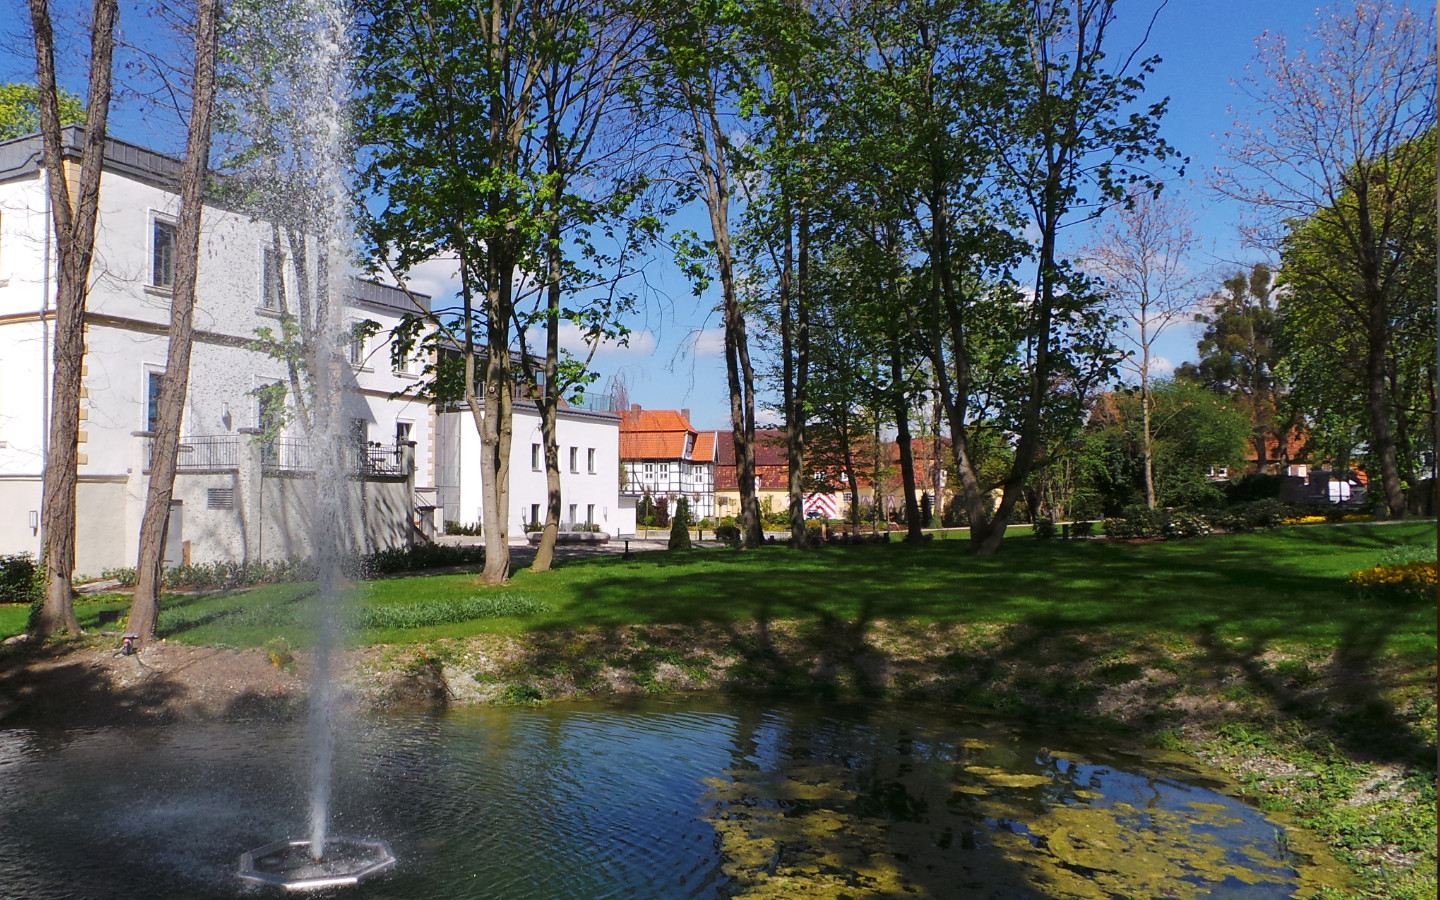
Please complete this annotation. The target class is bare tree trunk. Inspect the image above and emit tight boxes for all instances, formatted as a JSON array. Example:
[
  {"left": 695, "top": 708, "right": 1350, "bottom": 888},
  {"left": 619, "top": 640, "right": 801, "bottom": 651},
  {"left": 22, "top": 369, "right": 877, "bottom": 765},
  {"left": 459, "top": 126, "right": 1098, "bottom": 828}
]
[
  {"left": 129, "top": 0, "right": 221, "bottom": 641},
  {"left": 531, "top": 226, "right": 565, "bottom": 572},
  {"left": 1140, "top": 372, "right": 1156, "bottom": 510},
  {"left": 28, "top": 0, "right": 118, "bottom": 636},
  {"left": 890, "top": 347, "right": 923, "bottom": 542}
]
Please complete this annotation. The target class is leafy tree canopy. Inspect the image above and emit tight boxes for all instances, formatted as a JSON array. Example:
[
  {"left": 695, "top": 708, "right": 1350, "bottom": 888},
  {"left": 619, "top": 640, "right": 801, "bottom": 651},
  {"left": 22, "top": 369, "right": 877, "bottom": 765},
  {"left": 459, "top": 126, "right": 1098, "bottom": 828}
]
[{"left": 0, "top": 82, "right": 85, "bottom": 141}]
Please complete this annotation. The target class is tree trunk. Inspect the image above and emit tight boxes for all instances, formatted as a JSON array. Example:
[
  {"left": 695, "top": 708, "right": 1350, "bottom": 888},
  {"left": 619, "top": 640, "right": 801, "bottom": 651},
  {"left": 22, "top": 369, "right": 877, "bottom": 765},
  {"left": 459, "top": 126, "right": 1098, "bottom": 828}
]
[
  {"left": 530, "top": 227, "right": 565, "bottom": 572},
  {"left": 480, "top": 263, "right": 515, "bottom": 584},
  {"left": 890, "top": 348, "right": 923, "bottom": 542},
  {"left": 28, "top": 0, "right": 118, "bottom": 636},
  {"left": 1140, "top": 370, "right": 1156, "bottom": 510},
  {"left": 129, "top": 0, "right": 221, "bottom": 641}
]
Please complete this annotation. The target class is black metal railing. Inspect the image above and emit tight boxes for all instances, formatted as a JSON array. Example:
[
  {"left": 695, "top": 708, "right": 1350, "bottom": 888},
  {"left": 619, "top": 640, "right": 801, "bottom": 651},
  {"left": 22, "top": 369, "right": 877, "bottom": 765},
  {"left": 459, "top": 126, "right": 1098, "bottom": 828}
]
[
  {"left": 144, "top": 433, "right": 407, "bottom": 478},
  {"left": 145, "top": 434, "right": 241, "bottom": 472}
]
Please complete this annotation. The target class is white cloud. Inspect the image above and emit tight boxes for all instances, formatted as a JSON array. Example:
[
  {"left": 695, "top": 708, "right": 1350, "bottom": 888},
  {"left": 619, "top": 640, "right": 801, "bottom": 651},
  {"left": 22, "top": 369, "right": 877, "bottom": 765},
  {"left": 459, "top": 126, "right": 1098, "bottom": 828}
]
[
  {"left": 1149, "top": 355, "right": 1175, "bottom": 377},
  {"left": 689, "top": 327, "right": 726, "bottom": 357},
  {"left": 557, "top": 322, "right": 658, "bottom": 358},
  {"left": 372, "top": 253, "right": 462, "bottom": 301}
]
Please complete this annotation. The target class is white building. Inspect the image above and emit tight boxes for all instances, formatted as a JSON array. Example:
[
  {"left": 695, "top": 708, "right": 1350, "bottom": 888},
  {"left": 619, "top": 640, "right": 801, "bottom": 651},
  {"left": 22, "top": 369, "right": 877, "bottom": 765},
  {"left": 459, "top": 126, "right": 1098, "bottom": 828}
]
[
  {"left": 0, "top": 129, "right": 433, "bottom": 574},
  {"left": 0, "top": 129, "right": 626, "bottom": 571},
  {"left": 435, "top": 400, "right": 625, "bottom": 537}
]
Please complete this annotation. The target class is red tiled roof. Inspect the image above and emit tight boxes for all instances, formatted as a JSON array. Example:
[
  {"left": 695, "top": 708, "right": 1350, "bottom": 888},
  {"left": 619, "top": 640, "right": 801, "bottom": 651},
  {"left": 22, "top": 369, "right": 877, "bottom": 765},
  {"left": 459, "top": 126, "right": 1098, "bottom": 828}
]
[{"left": 618, "top": 405, "right": 720, "bottom": 462}]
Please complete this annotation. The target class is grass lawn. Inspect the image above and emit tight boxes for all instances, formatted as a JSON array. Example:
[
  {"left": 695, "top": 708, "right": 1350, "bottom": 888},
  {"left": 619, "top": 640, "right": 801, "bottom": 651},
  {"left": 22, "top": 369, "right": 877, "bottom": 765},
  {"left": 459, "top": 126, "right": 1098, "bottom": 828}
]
[{"left": 121, "top": 521, "right": 1432, "bottom": 656}]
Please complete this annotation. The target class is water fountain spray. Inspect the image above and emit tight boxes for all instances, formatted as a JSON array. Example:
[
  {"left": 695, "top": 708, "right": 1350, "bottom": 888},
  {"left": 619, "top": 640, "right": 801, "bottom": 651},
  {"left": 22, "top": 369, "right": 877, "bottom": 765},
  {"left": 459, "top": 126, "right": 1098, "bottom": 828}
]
[{"left": 237, "top": 0, "right": 393, "bottom": 887}]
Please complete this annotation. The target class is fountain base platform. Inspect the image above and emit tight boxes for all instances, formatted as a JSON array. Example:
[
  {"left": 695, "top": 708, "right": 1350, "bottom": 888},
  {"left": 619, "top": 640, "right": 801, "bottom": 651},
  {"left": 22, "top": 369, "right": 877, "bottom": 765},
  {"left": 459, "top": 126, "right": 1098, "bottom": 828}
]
[{"left": 239, "top": 837, "right": 396, "bottom": 891}]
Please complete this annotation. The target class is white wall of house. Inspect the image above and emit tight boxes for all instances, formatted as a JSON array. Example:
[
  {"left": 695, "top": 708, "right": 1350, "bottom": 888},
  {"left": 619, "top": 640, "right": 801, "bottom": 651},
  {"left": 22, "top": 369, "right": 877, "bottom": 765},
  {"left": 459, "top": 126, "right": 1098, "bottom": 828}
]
[
  {"left": 0, "top": 132, "right": 428, "bottom": 574},
  {"left": 446, "top": 403, "right": 622, "bottom": 536}
]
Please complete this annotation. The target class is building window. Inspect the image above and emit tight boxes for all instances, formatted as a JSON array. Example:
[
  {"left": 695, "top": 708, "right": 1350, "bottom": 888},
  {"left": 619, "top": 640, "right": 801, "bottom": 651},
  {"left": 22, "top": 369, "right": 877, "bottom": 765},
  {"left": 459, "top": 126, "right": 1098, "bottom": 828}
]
[
  {"left": 568, "top": 503, "right": 577, "bottom": 525},
  {"left": 145, "top": 370, "right": 164, "bottom": 431},
  {"left": 659, "top": 463, "right": 669, "bottom": 478},
  {"left": 395, "top": 421, "right": 412, "bottom": 445},
  {"left": 643, "top": 462, "right": 654, "bottom": 477},
  {"left": 531, "top": 443, "right": 542, "bottom": 471},
  {"left": 152, "top": 218, "right": 176, "bottom": 289},
  {"left": 586, "top": 504, "right": 594, "bottom": 526},
  {"left": 261, "top": 246, "right": 284, "bottom": 308},
  {"left": 207, "top": 487, "right": 235, "bottom": 510},
  {"left": 347, "top": 322, "right": 365, "bottom": 366},
  {"left": 569, "top": 446, "right": 578, "bottom": 473},
  {"left": 530, "top": 503, "right": 540, "bottom": 525}
]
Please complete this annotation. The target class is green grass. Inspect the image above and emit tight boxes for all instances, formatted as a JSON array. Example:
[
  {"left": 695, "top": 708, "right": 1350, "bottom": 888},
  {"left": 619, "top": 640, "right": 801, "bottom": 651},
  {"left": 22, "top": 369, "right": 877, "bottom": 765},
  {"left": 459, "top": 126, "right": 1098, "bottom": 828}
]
[
  {"left": 348, "top": 521, "right": 1434, "bottom": 656},
  {"left": 7, "top": 523, "right": 1432, "bottom": 658}
]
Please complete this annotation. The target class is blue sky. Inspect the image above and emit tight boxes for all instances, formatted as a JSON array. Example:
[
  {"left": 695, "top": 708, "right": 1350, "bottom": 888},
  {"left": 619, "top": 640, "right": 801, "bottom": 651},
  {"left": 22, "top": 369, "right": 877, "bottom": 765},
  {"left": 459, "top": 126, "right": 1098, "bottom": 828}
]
[{"left": 2, "top": 1, "right": 1330, "bottom": 430}]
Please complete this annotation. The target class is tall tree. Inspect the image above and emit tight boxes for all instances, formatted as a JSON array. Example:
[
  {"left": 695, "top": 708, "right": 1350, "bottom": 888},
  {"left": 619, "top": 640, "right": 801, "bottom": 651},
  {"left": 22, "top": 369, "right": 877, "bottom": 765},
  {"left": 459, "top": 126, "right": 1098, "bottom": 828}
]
[
  {"left": 127, "top": 0, "right": 223, "bottom": 642},
  {"left": 506, "top": 3, "right": 655, "bottom": 571},
  {"left": 26, "top": 0, "right": 119, "bottom": 636},
  {"left": 643, "top": 0, "right": 765, "bottom": 548},
  {"left": 1277, "top": 129, "right": 1437, "bottom": 500},
  {"left": 957, "top": 0, "right": 1178, "bottom": 554},
  {"left": 1079, "top": 189, "right": 1201, "bottom": 508},
  {"left": 1216, "top": 0, "right": 1436, "bottom": 517},
  {"left": 1177, "top": 264, "right": 1285, "bottom": 472},
  {"left": 358, "top": 0, "right": 566, "bottom": 583}
]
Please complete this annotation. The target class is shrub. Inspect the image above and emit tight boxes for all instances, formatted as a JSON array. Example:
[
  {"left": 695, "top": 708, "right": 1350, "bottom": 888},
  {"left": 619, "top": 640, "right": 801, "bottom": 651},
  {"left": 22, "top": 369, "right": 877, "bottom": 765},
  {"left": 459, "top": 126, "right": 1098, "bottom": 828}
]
[
  {"left": 1033, "top": 518, "right": 1057, "bottom": 539},
  {"left": 668, "top": 516, "right": 693, "bottom": 551},
  {"left": 804, "top": 521, "right": 823, "bottom": 542},
  {"left": 1070, "top": 520, "right": 1095, "bottom": 538},
  {"left": 714, "top": 524, "right": 742, "bottom": 548},
  {"left": 0, "top": 554, "right": 41, "bottom": 604},
  {"left": 444, "top": 520, "right": 482, "bottom": 536}
]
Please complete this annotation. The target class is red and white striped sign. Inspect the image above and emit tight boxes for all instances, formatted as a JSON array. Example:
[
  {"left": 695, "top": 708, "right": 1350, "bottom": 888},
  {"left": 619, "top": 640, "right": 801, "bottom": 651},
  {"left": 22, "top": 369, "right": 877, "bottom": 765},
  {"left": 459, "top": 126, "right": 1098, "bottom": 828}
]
[{"left": 803, "top": 492, "right": 839, "bottom": 519}]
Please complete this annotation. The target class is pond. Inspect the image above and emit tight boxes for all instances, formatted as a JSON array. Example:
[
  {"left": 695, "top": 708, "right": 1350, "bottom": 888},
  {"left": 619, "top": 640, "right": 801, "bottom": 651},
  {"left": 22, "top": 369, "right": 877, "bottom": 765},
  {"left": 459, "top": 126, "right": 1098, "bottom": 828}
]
[{"left": 0, "top": 697, "right": 1344, "bottom": 899}]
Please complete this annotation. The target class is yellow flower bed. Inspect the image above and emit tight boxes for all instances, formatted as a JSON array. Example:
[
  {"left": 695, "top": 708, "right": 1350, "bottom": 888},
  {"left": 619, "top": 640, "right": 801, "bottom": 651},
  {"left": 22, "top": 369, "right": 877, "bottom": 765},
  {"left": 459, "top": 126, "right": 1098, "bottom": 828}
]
[
  {"left": 1285, "top": 515, "right": 1328, "bottom": 525},
  {"left": 1349, "top": 561, "right": 1437, "bottom": 599}
]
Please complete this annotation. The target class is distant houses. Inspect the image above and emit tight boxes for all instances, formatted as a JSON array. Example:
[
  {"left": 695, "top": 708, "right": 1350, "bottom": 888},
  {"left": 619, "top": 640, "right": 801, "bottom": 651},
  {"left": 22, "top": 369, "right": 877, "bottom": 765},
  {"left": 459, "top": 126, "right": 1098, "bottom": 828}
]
[{"left": 617, "top": 405, "right": 716, "bottom": 520}]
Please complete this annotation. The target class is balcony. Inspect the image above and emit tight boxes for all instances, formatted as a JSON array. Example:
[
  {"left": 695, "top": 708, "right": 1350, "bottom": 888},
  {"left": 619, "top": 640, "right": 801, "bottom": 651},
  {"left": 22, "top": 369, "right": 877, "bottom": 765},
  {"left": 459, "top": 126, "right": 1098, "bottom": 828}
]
[
  {"left": 144, "top": 434, "right": 409, "bottom": 479},
  {"left": 144, "top": 434, "right": 241, "bottom": 472}
]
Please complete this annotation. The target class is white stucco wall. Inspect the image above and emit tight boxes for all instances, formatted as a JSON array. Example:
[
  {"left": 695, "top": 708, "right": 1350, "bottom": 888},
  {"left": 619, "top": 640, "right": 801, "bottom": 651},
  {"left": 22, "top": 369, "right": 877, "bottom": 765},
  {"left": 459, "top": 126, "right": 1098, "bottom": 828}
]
[
  {"left": 449, "top": 403, "right": 622, "bottom": 537},
  {"left": 0, "top": 141, "right": 429, "bottom": 571}
]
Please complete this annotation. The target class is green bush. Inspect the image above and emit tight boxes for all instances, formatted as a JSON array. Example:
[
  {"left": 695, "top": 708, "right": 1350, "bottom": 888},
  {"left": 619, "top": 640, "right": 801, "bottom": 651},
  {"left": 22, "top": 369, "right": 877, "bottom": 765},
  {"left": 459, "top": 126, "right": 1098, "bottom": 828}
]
[
  {"left": 668, "top": 516, "right": 693, "bottom": 550},
  {"left": 1033, "top": 518, "right": 1057, "bottom": 539},
  {"left": 0, "top": 554, "right": 41, "bottom": 604},
  {"left": 444, "top": 520, "right": 482, "bottom": 536},
  {"left": 1070, "top": 520, "right": 1095, "bottom": 538},
  {"left": 714, "top": 524, "right": 742, "bottom": 548}
]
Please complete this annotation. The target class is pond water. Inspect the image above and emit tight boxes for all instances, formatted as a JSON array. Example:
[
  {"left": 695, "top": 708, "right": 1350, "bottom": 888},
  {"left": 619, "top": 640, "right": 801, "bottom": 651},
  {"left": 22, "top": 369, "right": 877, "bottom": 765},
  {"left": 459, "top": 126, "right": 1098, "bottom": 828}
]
[{"left": 0, "top": 697, "right": 1341, "bottom": 899}]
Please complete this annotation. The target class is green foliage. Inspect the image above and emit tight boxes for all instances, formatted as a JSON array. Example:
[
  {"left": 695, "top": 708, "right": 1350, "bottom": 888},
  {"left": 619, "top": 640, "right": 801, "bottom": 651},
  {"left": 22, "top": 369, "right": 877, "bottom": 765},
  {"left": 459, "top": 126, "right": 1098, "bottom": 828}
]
[
  {"left": 1033, "top": 517, "right": 1056, "bottom": 540},
  {"left": 714, "top": 524, "right": 742, "bottom": 548},
  {"left": 0, "top": 554, "right": 41, "bottom": 604},
  {"left": 667, "top": 516, "right": 693, "bottom": 551},
  {"left": 1081, "top": 379, "right": 1252, "bottom": 514},
  {"left": 444, "top": 520, "right": 482, "bottom": 536},
  {"left": 102, "top": 544, "right": 487, "bottom": 592},
  {"left": 0, "top": 83, "right": 85, "bottom": 140}
]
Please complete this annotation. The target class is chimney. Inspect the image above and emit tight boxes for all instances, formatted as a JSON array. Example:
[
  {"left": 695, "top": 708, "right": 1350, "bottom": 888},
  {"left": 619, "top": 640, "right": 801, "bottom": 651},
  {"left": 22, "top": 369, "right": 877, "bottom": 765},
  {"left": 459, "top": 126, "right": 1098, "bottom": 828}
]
[
  {"left": 631, "top": 404, "right": 641, "bottom": 413},
  {"left": 681, "top": 408, "right": 690, "bottom": 422}
]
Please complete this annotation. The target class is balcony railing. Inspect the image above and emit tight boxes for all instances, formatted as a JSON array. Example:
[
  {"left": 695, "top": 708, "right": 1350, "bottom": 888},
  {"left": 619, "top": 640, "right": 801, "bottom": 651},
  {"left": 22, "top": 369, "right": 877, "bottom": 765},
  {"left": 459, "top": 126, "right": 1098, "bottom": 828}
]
[
  {"left": 142, "top": 434, "right": 407, "bottom": 479},
  {"left": 145, "top": 434, "right": 241, "bottom": 472}
]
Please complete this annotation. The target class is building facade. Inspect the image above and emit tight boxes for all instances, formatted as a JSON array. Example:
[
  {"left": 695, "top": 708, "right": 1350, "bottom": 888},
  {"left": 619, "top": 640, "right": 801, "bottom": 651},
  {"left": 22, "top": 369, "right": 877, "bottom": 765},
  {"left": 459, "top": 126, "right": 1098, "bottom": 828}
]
[
  {"left": 618, "top": 405, "right": 716, "bottom": 520},
  {"left": 0, "top": 129, "right": 433, "bottom": 574}
]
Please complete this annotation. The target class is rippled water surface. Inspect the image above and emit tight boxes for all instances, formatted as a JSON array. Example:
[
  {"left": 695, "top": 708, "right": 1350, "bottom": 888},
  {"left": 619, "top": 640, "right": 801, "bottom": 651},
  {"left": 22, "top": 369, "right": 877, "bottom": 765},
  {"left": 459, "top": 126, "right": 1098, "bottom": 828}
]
[{"left": 0, "top": 698, "right": 1339, "bottom": 899}]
